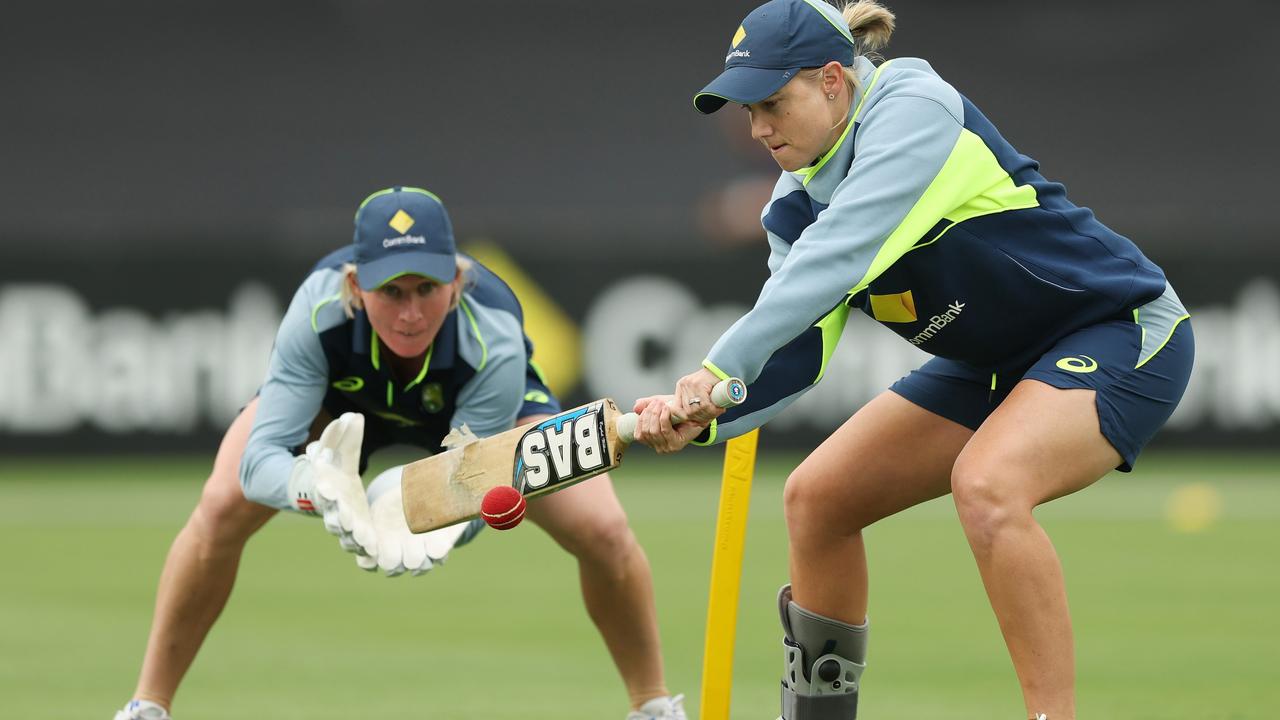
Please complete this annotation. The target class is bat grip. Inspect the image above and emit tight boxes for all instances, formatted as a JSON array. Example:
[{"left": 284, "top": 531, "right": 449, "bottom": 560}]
[{"left": 616, "top": 377, "right": 747, "bottom": 443}]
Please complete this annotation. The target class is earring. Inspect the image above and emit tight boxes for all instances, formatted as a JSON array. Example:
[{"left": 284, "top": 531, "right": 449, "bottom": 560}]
[{"left": 828, "top": 93, "right": 835, "bottom": 100}]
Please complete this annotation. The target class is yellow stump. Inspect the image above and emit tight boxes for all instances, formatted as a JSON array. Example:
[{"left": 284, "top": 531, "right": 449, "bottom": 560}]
[{"left": 699, "top": 429, "right": 759, "bottom": 720}]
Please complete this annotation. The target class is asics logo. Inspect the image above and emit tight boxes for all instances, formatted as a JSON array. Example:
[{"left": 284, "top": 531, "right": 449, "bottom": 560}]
[
  {"left": 332, "top": 376, "right": 364, "bottom": 392},
  {"left": 1055, "top": 355, "right": 1098, "bottom": 373}
]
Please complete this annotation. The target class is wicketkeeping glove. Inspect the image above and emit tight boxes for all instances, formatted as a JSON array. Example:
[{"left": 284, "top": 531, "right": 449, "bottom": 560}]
[
  {"left": 287, "top": 413, "right": 377, "bottom": 558},
  {"left": 362, "top": 465, "right": 483, "bottom": 577}
]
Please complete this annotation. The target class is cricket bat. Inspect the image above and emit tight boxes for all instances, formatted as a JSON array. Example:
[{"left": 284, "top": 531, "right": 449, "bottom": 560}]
[{"left": 401, "top": 378, "right": 747, "bottom": 533}]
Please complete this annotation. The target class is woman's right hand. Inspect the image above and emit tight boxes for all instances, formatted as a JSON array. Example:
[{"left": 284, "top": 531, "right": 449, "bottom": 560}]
[
  {"left": 287, "top": 413, "right": 378, "bottom": 557},
  {"left": 629, "top": 395, "right": 708, "bottom": 454}
]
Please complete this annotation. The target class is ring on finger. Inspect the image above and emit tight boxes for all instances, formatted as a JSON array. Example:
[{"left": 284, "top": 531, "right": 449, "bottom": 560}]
[{"left": 687, "top": 397, "right": 702, "bottom": 406}]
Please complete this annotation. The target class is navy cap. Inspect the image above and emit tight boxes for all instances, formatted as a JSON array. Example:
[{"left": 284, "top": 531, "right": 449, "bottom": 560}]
[
  {"left": 694, "top": 0, "right": 856, "bottom": 114},
  {"left": 352, "top": 187, "right": 457, "bottom": 290}
]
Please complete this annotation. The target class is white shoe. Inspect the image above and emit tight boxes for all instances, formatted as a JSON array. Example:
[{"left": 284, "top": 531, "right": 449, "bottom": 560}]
[
  {"left": 114, "top": 699, "right": 171, "bottom": 720},
  {"left": 627, "top": 694, "right": 686, "bottom": 720}
]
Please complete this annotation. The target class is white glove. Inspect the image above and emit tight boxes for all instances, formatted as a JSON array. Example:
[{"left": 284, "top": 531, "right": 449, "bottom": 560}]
[
  {"left": 363, "top": 465, "right": 479, "bottom": 577},
  {"left": 287, "top": 413, "right": 377, "bottom": 558}
]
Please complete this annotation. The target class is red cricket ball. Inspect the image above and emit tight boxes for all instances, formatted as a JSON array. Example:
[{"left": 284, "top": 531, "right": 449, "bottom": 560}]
[{"left": 480, "top": 486, "right": 527, "bottom": 530}]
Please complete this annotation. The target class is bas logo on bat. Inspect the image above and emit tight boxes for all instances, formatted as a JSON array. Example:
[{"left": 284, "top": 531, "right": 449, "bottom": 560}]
[{"left": 513, "top": 403, "right": 608, "bottom": 492}]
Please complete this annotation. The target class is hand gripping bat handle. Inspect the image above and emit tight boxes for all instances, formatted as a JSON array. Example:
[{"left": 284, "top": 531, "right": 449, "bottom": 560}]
[{"left": 615, "top": 377, "right": 747, "bottom": 444}]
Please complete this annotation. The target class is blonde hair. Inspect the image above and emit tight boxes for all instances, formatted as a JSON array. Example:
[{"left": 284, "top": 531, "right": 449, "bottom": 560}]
[
  {"left": 339, "top": 256, "right": 473, "bottom": 318},
  {"left": 843, "top": 0, "right": 895, "bottom": 59},
  {"left": 801, "top": 1, "right": 896, "bottom": 127}
]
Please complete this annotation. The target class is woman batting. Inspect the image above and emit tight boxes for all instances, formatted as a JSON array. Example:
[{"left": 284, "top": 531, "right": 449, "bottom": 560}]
[
  {"left": 631, "top": 2, "right": 1193, "bottom": 719},
  {"left": 115, "top": 187, "right": 685, "bottom": 720}
]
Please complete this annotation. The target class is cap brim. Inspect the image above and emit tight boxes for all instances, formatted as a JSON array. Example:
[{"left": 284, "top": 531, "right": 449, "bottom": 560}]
[
  {"left": 693, "top": 65, "right": 800, "bottom": 114},
  {"left": 356, "top": 252, "right": 456, "bottom": 290}
]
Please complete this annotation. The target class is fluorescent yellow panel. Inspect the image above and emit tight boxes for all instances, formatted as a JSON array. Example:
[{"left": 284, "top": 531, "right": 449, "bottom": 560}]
[
  {"left": 814, "top": 302, "right": 852, "bottom": 382},
  {"left": 852, "top": 129, "right": 1040, "bottom": 295}
]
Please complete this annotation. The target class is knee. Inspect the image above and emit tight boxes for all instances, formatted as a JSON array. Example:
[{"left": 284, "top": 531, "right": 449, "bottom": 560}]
[
  {"left": 783, "top": 468, "right": 844, "bottom": 540},
  {"left": 784, "top": 466, "right": 863, "bottom": 539},
  {"left": 950, "top": 462, "right": 1028, "bottom": 552},
  {"left": 190, "top": 476, "right": 273, "bottom": 548},
  {"left": 562, "top": 509, "right": 639, "bottom": 570},
  {"left": 783, "top": 469, "right": 819, "bottom": 530}
]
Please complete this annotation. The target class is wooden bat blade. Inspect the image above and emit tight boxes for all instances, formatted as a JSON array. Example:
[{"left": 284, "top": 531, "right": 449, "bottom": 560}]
[{"left": 401, "top": 399, "right": 627, "bottom": 533}]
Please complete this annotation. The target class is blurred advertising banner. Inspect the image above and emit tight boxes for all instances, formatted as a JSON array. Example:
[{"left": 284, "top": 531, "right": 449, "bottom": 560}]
[{"left": 2, "top": 243, "right": 1277, "bottom": 453}]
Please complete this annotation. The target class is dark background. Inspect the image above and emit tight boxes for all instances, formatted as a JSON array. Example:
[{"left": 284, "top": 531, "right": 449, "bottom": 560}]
[{"left": 2, "top": 0, "right": 1276, "bottom": 452}]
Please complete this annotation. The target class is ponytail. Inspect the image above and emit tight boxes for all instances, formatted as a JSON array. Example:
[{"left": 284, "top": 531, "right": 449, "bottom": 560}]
[{"left": 842, "top": 0, "right": 895, "bottom": 58}]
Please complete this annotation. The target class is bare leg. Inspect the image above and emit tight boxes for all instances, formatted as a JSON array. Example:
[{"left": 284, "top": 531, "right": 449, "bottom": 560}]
[
  {"left": 951, "top": 381, "right": 1122, "bottom": 720},
  {"left": 784, "top": 391, "right": 972, "bottom": 624},
  {"left": 528, "top": 471, "right": 666, "bottom": 710},
  {"left": 132, "top": 399, "right": 277, "bottom": 710}
]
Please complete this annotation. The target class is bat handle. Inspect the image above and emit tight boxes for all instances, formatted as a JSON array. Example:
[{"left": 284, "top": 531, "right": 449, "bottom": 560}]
[{"left": 616, "top": 377, "right": 747, "bottom": 443}]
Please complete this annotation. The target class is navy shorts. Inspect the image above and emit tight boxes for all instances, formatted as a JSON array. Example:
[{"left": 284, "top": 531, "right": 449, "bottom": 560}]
[{"left": 890, "top": 315, "right": 1194, "bottom": 471}]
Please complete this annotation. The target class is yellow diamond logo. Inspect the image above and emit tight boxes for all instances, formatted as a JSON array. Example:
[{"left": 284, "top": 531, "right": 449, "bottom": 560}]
[
  {"left": 732, "top": 25, "right": 747, "bottom": 48},
  {"left": 388, "top": 210, "right": 415, "bottom": 234}
]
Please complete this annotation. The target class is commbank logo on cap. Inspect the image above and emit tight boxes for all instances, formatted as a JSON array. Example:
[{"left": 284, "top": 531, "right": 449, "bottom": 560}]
[
  {"left": 388, "top": 210, "right": 416, "bottom": 234},
  {"left": 726, "top": 25, "right": 751, "bottom": 62}
]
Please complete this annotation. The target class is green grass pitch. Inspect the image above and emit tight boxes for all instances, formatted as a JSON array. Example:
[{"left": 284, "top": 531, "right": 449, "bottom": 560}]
[{"left": 1, "top": 449, "right": 1277, "bottom": 719}]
